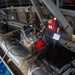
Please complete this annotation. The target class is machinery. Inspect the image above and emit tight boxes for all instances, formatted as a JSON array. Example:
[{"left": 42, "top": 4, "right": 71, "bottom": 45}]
[{"left": 0, "top": 0, "right": 75, "bottom": 75}]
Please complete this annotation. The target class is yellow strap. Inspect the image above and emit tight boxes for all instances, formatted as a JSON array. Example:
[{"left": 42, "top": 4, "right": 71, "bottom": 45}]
[{"left": 65, "top": 40, "right": 75, "bottom": 46}]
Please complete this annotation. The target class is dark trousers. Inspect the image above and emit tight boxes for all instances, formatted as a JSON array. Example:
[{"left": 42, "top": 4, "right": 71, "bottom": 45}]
[{"left": 45, "top": 30, "right": 56, "bottom": 42}]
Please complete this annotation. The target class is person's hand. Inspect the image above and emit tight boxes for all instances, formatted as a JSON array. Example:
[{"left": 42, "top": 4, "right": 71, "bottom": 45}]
[
  {"left": 57, "top": 28, "right": 60, "bottom": 34},
  {"left": 40, "top": 30, "right": 43, "bottom": 33},
  {"left": 56, "top": 32, "right": 59, "bottom": 34}
]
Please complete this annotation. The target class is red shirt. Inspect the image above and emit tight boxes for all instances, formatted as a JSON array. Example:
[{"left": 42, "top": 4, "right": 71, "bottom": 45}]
[{"left": 47, "top": 18, "right": 57, "bottom": 31}]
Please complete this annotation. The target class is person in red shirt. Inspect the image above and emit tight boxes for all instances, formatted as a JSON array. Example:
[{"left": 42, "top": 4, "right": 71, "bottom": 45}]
[{"left": 41, "top": 15, "right": 60, "bottom": 41}]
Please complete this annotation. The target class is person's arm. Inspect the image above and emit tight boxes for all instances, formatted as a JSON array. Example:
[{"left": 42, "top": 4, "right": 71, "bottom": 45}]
[
  {"left": 40, "top": 26, "right": 45, "bottom": 32},
  {"left": 56, "top": 21, "right": 60, "bottom": 34},
  {"left": 40, "top": 21, "right": 47, "bottom": 32},
  {"left": 0, "top": 20, "right": 6, "bottom": 24},
  {"left": 57, "top": 27, "right": 60, "bottom": 34}
]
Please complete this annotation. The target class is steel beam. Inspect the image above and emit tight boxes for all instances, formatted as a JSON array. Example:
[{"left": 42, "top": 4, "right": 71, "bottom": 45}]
[
  {"left": 60, "top": 8, "right": 75, "bottom": 17},
  {"left": 30, "top": 0, "right": 44, "bottom": 26},
  {"left": 56, "top": 0, "right": 59, "bottom": 8}
]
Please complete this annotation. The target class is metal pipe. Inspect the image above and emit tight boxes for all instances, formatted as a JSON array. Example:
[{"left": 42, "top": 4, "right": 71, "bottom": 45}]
[{"left": 56, "top": 0, "right": 59, "bottom": 8}]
